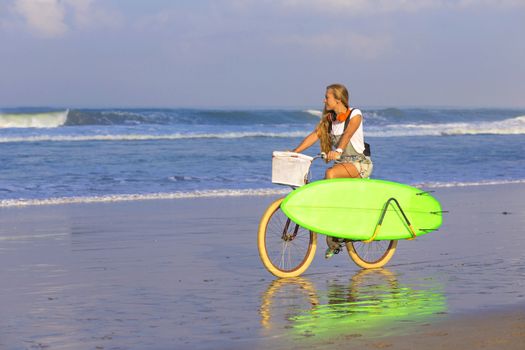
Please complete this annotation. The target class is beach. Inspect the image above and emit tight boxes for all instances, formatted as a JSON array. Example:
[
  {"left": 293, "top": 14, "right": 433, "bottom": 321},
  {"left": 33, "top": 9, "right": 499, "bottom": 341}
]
[
  {"left": 3, "top": 0, "right": 525, "bottom": 348},
  {"left": 1, "top": 183, "right": 524, "bottom": 349}
]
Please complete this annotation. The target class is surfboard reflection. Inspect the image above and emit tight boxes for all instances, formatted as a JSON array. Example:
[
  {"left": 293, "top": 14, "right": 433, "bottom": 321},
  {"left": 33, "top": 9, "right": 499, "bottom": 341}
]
[{"left": 259, "top": 269, "right": 447, "bottom": 339}]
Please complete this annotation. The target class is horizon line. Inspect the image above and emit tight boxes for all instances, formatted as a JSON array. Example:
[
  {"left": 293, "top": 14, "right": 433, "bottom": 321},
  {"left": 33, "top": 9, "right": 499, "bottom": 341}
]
[{"left": 2, "top": 105, "right": 525, "bottom": 111}]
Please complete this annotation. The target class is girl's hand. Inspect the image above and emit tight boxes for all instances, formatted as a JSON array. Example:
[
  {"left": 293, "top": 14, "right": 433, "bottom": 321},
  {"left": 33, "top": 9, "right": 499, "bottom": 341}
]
[{"left": 327, "top": 150, "right": 341, "bottom": 161}]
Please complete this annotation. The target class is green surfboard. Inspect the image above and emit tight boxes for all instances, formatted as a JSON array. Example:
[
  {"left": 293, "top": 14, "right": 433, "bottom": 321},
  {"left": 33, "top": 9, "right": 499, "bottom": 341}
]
[{"left": 280, "top": 178, "right": 442, "bottom": 241}]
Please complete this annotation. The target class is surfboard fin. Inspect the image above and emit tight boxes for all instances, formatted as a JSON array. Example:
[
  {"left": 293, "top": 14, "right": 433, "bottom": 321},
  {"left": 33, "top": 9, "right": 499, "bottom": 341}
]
[
  {"left": 416, "top": 191, "right": 436, "bottom": 196},
  {"left": 430, "top": 210, "right": 449, "bottom": 214}
]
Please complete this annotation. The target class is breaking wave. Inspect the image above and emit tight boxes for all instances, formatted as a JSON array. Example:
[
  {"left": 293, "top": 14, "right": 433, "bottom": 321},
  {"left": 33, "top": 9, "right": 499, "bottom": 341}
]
[
  {"left": 0, "top": 110, "right": 69, "bottom": 128},
  {"left": 367, "top": 115, "right": 525, "bottom": 137},
  {"left": 1, "top": 108, "right": 524, "bottom": 141},
  {"left": 63, "top": 109, "right": 319, "bottom": 126},
  {"left": 304, "top": 109, "right": 322, "bottom": 117}
]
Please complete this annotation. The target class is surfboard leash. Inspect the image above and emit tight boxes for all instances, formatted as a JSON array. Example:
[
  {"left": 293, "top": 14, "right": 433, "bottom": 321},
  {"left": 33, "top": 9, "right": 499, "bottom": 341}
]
[{"left": 363, "top": 197, "right": 418, "bottom": 243}]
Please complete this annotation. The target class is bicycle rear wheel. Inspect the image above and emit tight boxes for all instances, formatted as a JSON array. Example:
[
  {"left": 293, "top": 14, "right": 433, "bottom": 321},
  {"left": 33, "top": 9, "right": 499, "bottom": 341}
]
[
  {"left": 346, "top": 240, "right": 397, "bottom": 269},
  {"left": 258, "top": 198, "right": 317, "bottom": 278}
]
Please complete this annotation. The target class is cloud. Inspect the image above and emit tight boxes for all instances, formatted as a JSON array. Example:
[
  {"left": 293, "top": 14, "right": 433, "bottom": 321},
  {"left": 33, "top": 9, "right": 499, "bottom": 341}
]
[
  {"left": 13, "top": 0, "right": 67, "bottom": 37},
  {"left": 456, "top": 0, "right": 525, "bottom": 7},
  {"left": 64, "top": 0, "right": 93, "bottom": 27},
  {"left": 62, "top": 0, "right": 122, "bottom": 30},
  {"left": 7, "top": 0, "right": 121, "bottom": 38},
  {"left": 275, "top": 32, "right": 392, "bottom": 60},
  {"left": 279, "top": 0, "right": 525, "bottom": 15}
]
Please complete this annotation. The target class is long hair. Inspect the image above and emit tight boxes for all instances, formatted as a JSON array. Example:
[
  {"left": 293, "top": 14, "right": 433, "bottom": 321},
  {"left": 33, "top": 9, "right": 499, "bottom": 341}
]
[{"left": 316, "top": 84, "right": 350, "bottom": 159}]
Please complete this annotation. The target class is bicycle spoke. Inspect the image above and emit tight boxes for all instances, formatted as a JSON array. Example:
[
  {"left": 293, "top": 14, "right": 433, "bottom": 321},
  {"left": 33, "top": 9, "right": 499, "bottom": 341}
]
[{"left": 264, "top": 204, "right": 314, "bottom": 273}]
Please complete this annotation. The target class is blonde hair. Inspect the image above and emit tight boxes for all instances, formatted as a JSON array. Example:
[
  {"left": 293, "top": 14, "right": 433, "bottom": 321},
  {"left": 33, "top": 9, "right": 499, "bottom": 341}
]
[{"left": 316, "top": 84, "right": 350, "bottom": 158}]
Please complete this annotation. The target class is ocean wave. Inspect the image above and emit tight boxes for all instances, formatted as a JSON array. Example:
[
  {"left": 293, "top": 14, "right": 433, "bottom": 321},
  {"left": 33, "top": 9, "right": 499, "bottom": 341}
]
[
  {"left": 2, "top": 179, "right": 524, "bottom": 207},
  {"left": 304, "top": 109, "right": 322, "bottom": 117},
  {"left": 1, "top": 109, "right": 317, "bottom": 127},
  {"left": 64, "top": 109, "right": 320, "bottom": 126},
  {"left": 303, "top": 109, "right": 390, "bottom": 121},
  {"left": 0, "top": 110, "right": 68, "bottom": 128},
  {"left": 0, "top": 188, "right": 289, "bottom": 208},
  {"left": 0, "top": 131, "right": 309, "bottom": 143},
  {"left": 415, "top": 179, "right": 525, "bottom": 188},
  {"left": 368, "top": 115, "right": 525, "bottom": 136},
  {"left": 66, "top": 109, "right": 172, "bottom": 126},
  {"left": 2, "top": 108, "right": 524, "bottom": 137}
]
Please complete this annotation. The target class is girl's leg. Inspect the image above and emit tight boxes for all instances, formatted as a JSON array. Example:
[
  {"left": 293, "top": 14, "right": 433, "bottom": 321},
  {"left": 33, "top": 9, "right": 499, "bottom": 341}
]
[
  {"left": 324, "top": 163, "right": 360, "bottom": 258},
  {"left": 325, "top": 163, "right": 360, "bottom": 179}
]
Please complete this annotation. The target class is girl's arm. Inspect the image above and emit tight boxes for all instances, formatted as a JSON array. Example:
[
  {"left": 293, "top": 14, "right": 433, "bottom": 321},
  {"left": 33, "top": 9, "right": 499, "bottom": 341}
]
[{"left": 293, "top": 131, "right": 319, "bottom": 153}]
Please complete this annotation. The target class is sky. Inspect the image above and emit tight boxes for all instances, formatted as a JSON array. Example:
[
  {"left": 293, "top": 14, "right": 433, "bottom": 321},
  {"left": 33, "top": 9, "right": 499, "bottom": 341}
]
[{"left": 0, "top": 0, "right": 524, "bottom": 108}]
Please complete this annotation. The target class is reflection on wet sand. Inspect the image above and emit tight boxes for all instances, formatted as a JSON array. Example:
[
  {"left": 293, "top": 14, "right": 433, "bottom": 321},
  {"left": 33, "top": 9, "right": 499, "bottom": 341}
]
[
  {"left": 260, "top": 269, "right": 447, "bottom": 340},
  {"left": 260, "top": 277, "right": 319, "bottom": 329}
]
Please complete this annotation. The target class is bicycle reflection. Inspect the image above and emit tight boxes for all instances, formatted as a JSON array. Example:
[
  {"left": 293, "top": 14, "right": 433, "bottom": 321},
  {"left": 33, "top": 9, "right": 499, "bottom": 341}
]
[{"left": 259, "top": 269, "right": 447, "bottom": 338}]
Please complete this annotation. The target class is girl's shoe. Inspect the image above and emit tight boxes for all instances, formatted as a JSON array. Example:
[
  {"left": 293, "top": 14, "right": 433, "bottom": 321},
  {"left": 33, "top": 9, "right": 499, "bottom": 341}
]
[
  {"left": 325, "top": 247, "right": 340, "bottom": 259},
  {"left": 325, "top": 236, "right": 342, "bottom": 259}
]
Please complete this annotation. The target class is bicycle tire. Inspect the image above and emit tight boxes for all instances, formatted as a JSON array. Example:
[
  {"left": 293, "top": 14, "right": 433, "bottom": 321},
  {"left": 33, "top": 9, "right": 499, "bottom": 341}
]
[
  {"left": 258, "top": 198, "right": 317, "bottom": 278},
  {"left": 346, "top": 240, "right": 397, "bottom": 269}
]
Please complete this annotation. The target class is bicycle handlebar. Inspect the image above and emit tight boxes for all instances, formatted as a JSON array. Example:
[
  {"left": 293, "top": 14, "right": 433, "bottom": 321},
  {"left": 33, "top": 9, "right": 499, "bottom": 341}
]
[{"left": 313, "top": 152, "right": 327, "bottom": 161}]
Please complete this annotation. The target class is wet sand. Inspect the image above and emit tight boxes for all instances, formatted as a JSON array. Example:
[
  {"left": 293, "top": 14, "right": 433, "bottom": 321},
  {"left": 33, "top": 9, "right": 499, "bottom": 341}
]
[
  {"left": 0, "top": 183, "right": 524, "bottom": 349},
  {"left": 258, "top": 307, "right": 525, "bottom": 350}
]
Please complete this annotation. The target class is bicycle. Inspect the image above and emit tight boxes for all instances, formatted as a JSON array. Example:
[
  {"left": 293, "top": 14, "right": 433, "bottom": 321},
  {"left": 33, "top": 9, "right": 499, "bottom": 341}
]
[{"left": 257, "top": 152, "right": 397, "bottom": 278}]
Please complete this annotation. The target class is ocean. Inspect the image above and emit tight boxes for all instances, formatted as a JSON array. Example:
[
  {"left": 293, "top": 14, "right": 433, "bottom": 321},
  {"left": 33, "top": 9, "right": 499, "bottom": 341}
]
[{"left": 1, "top": 107, "right": 524, "bottom": 207}]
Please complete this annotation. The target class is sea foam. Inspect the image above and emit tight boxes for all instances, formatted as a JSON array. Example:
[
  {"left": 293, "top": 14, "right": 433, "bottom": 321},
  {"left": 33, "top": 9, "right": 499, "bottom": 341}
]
[
  {"left": 2, "top": 180, "right": 524, "bottom": 207},
  {"left": 0, "top": 131, "right": 309, "bottom": 143},
  {"left": 367, "top": 115, "right": 525, "bottom": 137},
  {"left": 0, "top": 188, "right": 289, "bottom": 208},
  {"left": 0, "top": 110, "right": 69, "bottom": 128},
  {"left": 414, "top": 179, "right": 525, "bottom": 188},
  {"left": 304, "top": 109, "right": 322, "bottom": 117}
]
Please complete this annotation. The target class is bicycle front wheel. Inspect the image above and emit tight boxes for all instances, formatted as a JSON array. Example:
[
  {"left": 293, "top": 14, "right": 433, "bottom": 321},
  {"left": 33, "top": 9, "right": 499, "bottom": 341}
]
[
  {"left": 258, "top": 198, "right": 317, "bottom": 278},
  {"left": 346, "top": 240, "right": 397, "bottom": 269}
]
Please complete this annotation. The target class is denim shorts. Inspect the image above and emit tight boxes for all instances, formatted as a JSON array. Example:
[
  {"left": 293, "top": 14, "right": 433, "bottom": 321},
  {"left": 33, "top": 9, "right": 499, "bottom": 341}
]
[{"left": 335, "top": 155, "right": 373, "bottom": 178}]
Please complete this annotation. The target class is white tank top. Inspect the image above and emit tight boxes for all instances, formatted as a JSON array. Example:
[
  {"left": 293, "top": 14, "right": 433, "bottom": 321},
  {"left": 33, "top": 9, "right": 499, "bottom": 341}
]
[{"left": 330, "top": 108, "right": 365, "bottom": 154}]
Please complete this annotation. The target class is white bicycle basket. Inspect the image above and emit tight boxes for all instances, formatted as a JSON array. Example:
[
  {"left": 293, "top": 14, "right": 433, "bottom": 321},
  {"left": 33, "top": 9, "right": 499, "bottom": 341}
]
[{"left": 272, "top": 151, "right": 313, "bottom": 187}]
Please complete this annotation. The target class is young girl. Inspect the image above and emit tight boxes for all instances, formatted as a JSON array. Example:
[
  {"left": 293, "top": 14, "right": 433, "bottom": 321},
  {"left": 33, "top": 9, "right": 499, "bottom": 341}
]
[{"left": 293, "top": 83, "right": 373, "bottom": 258}]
